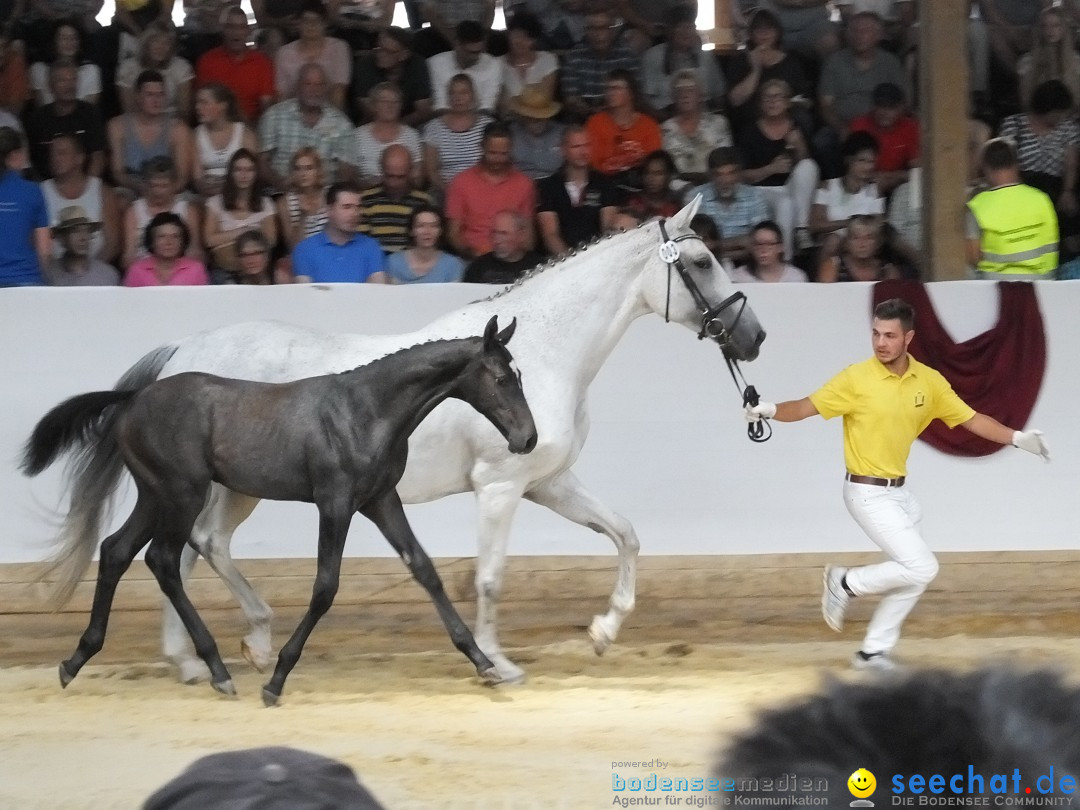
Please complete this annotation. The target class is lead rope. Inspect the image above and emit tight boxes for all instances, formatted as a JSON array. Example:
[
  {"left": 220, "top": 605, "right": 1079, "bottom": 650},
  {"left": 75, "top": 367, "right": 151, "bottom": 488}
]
[
  {"left": 657, "top": 221, "right": 770, "bottom": 443},
  {"left": 725, "top": 354, "right": 771, "bottom": 443}
]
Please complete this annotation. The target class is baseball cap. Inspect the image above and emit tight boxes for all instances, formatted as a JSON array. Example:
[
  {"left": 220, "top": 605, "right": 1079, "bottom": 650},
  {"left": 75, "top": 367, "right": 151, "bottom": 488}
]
[{"left": 142, "top": 747, "right": 386, "bottom": 810}]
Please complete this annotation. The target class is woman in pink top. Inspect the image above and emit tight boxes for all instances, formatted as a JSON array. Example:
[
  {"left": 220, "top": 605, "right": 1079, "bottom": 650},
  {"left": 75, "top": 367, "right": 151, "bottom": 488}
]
[{"left": 125, "top": 212, "right": 210, "bottom": 286}]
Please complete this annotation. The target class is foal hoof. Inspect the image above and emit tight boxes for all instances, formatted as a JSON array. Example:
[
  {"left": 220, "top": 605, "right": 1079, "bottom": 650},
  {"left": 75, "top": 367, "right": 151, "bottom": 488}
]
[
  {"left": 478, "top": 666, "right": 503, "bottom": 686},
  {"left": 261, "top": 687, "right": 280, "bottom": 708},
  {"left": 588, "top": 616, "right": 614, "bottom": 656},
  {"left": 58, "top": 662, "right": 75, "bottom": 689},
  {"left": 211, "top": 679, "right": 237, "bottom": 697}
]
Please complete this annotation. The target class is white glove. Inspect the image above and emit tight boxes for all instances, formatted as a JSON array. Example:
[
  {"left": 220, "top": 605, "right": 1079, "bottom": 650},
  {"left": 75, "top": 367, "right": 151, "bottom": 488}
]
[
  {"left": 1013, "top": 429, "right": 1051, "bottom": 462},
  {"left": 744, "top": 401, "right": 777, "bottom": 423}
]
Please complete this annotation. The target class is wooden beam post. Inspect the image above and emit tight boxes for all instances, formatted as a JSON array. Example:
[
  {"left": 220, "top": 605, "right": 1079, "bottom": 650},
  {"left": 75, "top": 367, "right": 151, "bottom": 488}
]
[
  {"left": 919, "top": 0, "right": 971, "bottom": 280},
  {"left": 705, "top": 0, "right": 736, "bottom": 53}
]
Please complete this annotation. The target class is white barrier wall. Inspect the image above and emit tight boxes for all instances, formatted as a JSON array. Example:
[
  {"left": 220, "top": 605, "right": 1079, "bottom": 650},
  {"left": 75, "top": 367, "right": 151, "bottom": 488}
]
[{"left": 1, "top": 281, "right": 1074, "bottom": 563}]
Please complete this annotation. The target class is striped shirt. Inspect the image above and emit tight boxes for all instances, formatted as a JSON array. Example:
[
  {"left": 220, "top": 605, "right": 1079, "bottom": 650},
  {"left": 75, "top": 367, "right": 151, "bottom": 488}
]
[
  {"left": 560, "top": 44, "right": 639, "bottom": 112},
  {"left": 359, "top": 187, "right": 435, "bottom": 253},
  {"left": 422, "top": 114, "right": 493, "bottom": 186},
  {"left": 999, "top": 114, "right": 1080, "bottom": 179}
]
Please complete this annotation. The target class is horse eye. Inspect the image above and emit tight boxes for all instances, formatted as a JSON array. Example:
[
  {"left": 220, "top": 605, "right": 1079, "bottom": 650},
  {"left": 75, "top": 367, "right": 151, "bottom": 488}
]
[{"left": 694, "top": 255, "right": 712, "bottom": 270}]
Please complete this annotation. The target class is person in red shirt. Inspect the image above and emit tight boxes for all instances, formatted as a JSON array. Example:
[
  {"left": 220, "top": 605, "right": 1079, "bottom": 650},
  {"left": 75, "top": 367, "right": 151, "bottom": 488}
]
[
  {"left": 445, "top": 121, "right": 537, "bottom": 259},
  {"left": 585, "top": 69, "right": 662, "bottom": 184},
  {"left": 195, "top": 6, "right": 275, "bottom": 123},
  {"left": 849, "top": 82, "right": 919, "bottom": 196}
]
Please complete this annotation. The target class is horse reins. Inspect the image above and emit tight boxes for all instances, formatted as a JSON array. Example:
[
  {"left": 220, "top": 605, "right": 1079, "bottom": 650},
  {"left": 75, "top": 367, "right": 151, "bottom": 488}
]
[{"left": 658, "top": 219, "right": 771, "bottom": 443}]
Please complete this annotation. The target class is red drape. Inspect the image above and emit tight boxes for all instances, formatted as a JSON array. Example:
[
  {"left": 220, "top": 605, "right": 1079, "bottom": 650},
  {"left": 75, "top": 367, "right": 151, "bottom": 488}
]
[{"left": 871, "top": 280, "right": 1046, "bottom": 457}]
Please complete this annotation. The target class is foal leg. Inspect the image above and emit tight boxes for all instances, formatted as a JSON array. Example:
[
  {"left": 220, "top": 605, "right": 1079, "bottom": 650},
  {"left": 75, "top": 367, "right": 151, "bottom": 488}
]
[
  {"left": 526, "top": 470, "right": 640, "bottom": 655},
  {"left": 163, "top": 488, "right": 271, "bottom": 683},
  {"left": 261, "top": 504, "right": 351, "bottom": 707},
  {"left": 473, "top": 479, "right": 528, "bottom": 683},
  {"left": 363, "top": 490, "right": 499, "bottom": 685},
  {"left": 60, "top": 497, "right": 155, "bottom": 687},
  {"left": 145, "top": 522, "right": 235, "bottom": 696}
]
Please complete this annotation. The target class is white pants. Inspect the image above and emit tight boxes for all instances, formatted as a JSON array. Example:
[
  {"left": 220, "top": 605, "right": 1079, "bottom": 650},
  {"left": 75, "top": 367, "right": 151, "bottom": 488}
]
[
  {"left": 842, "top": 481, "right": 939, "bottom": 655},
  {"left": 757, "top": 159, "right": 820, "bottom": 257}
]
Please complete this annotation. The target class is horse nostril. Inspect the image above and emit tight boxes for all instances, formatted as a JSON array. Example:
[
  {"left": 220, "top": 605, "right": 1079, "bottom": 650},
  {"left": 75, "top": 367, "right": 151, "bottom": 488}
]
[{"left": 524, "top": 434, "right": 538, "bottom": 453}]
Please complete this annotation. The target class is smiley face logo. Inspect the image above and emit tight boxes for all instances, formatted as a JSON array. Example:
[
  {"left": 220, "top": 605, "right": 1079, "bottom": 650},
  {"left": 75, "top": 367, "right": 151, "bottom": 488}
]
[{"left": 848, "top": 768, "right": 877, "bottom": 798}]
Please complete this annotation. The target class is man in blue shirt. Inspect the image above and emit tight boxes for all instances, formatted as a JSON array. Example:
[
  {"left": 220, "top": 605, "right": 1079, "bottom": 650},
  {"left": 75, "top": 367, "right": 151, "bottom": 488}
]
[
  {"left": 0, "top": 127, "right": 50, "bottom": 287},
  {"left": 688, "top": 147, "right": 771, "bottom": 266},
  {"left": 293, "top": 182, "right": 389, "bottom": 284}
]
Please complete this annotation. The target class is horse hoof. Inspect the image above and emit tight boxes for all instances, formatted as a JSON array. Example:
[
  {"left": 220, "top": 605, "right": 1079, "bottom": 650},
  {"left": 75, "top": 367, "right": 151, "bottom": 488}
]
[
  {"left": 211, "top": 679, "right": 236, "bottom": 697},
  {"left": 177, "top": 658, "right": 211, "bottom": 685},
  {"left": 241, "top": 639, "right": 271, "bottom": 673},
  {"left": 261, "top": 687, "right": 280, "bottom": 708},
  {"left": 478, "top": 666, "right": 503, "bottom": 686},
  {"left": 588, "top": 618, "right": 614, "bottom": 656},
  {"left": 58, "top": 662, "right": 75, "bottom": 688},
  {"left": 489, "top": 654, "right": 527, "bottom": 685}
]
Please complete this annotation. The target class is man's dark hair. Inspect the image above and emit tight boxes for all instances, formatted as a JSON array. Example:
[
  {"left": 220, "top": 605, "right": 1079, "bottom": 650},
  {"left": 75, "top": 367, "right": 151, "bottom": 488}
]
[
  {"left": 874, "top": 297, "right": 915, "bottom": 331},
  {"left": 842, "top": 130, "right": 879, "bottom": 160},
  {"left": 49, "top": 56, "right": 79, "bottom": 76},
  {"left": 506, "top": 10, "right": 543, "bottom": 40},
  {"left": 381, "top": 25, "right": 412, "bottom": 50},
  {"left": 1030, "top": 79, "right": 1073, "bottom": 117},
  {"left": 643, "top": 149, "right": 677, "bottom": 176},
  {"left": 981, "top": 138, "right": 1017, "bottom": 171},
  {"left": 135, "top": 69, "right": 166, "bottom": 91},
  {"left": 326, "top": 180, "right": 363, "bottom": 206},
  {"left": 717, "top": 668, "right": 1080, "bottom": 807},
  {"left": 606, "top": 68, "right": 639, "bottom": 105},
  {"left": 482, "top": 121, "right": 513, "bottom": 145},
  {"left": 456, "top": 20, "right": 486, "bottom": 44},
  {"left": 144, "top": 211, "right": 191, "bottom": 255},
  {"left": 664, "top": 4, "right": 697, "bottom": 28},
  {"left": 707, "top": 146, "right": 742, "bottom": 171},
  {"left": 0, "top": 126, "right": 24, "bottom": 165},
  {"left": 299, "top": 0, "right": 328, "bottom": 18},
  {"left": 872, "top": 81, "right": 905, "bottom": 108}
]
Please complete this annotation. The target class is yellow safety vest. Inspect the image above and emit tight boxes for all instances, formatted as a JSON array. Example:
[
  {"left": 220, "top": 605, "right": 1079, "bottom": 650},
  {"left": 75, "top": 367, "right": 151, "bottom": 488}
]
[{"left": 967, "top": 184, "right": 1058, "bottom": 276}]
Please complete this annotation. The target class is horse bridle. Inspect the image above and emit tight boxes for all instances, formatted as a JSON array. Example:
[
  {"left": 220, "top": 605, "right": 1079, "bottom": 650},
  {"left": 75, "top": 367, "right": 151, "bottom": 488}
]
[{"left": 657, "top": 219, "right": 771, "bottom": 443}]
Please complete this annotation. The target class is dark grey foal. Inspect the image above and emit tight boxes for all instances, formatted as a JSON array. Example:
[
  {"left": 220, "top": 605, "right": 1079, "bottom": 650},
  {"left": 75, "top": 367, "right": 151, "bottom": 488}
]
[{"left": 22, "top": 316, "right": 537, "bottom": 705}]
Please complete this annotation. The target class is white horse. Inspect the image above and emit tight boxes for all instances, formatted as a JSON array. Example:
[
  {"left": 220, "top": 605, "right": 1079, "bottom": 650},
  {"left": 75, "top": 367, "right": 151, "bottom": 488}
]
[{"left": 42, "top": 198, "right": 766, "bottom": 684}]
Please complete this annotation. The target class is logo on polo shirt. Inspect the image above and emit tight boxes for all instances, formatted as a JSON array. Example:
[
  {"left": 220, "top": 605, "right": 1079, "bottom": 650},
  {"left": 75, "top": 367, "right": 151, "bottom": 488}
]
[{"left": 914, "top": 392, "right": 925, "bottom": 407}]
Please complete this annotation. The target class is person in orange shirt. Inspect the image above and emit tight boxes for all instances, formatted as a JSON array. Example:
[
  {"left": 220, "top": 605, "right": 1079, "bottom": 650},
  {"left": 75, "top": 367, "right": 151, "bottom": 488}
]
[
  {"left": 585, "top": 69, "right": 662, "bottom": 182},
  {"left": 0, "top": 32, "right": 29, "bottom": 118}
]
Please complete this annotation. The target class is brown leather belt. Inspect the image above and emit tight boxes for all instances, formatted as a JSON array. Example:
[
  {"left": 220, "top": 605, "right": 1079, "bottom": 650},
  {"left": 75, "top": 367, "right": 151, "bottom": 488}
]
[{"left": 845, "top": 473, "right": 905, "bottom": 488}]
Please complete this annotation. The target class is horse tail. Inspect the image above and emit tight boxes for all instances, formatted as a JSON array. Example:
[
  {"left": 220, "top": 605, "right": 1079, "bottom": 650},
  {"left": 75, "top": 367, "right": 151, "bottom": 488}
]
[
  {"left": 21, "top": 390, "right": 137, "bottom": 477},
  {"left": 23, "top": 344, "right": 179, "bottom": 609}
]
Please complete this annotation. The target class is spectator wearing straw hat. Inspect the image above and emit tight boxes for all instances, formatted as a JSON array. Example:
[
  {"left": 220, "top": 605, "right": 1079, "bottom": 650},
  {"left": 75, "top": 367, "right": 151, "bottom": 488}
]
[
  {"left": 508, "top": 85, "right": 564, "bottom": 180},
  {"left": 47, "top": 205, "right": 120, "bottom": 286},
  {"left": 0, "top": 127, "right": 50, "bottom": 287}
]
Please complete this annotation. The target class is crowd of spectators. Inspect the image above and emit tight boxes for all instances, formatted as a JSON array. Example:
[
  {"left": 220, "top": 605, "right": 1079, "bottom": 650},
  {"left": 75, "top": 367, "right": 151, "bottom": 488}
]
[{"left": 0, "top": 0, "right": 1071, "bottom": 288}]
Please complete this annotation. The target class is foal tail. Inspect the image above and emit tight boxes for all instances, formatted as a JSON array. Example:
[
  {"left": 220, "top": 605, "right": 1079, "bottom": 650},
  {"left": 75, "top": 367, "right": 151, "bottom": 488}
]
[{"left": 20, "top": 345, "right": 179, "bottom": 609}]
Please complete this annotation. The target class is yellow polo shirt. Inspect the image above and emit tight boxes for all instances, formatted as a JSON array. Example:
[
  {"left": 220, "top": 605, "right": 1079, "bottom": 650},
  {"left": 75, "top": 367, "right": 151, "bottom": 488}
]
[{"left": 808, "top": 355, "right": 976, "bottom": 478}]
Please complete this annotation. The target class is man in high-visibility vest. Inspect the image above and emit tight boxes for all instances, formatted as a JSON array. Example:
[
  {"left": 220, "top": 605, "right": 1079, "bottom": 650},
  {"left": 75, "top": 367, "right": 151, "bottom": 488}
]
[{"left": 965, "top": 138, "right": 1059, "bottom": 279}]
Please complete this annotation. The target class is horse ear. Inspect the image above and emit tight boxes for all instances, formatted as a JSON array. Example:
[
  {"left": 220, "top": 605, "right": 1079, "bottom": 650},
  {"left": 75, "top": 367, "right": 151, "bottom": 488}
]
[
  {"left": 497, "top": 317, "right": 517, "bottom": 345},
  {"left": 483, "top": 315, "right": 499, "bottom": 349},
  {"left": 670, "top": 194, "right": 702, "bottom": 230}
]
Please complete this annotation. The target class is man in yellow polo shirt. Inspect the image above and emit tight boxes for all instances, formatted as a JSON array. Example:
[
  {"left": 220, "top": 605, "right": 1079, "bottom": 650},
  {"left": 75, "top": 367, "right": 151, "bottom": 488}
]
[{"left": 745, "top": 298, "right": 1050, "bottom": 670}]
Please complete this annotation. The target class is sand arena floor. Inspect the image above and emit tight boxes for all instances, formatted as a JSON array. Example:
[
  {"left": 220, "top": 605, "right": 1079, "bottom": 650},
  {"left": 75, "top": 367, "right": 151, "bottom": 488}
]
[{"left": 1, "top": 601, "right": 1079, "bottom": 810}]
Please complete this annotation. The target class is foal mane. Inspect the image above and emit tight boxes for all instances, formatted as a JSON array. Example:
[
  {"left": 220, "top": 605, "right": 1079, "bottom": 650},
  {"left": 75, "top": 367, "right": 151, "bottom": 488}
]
[
  {"left": 483, "top": 220, "right": 654, "bottom": 302},
  {"left": 335, "top": 335, "right": 481, "bottom": 376}
]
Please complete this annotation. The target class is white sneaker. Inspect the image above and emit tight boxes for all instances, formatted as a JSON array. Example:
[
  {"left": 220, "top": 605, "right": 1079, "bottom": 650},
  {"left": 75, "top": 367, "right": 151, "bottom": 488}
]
[
  {"left": 852, "top": 650, "right": 898, "bottom": 672},
  {"left": 821, "top": 565, "right": 849, "bottom": 632}
]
